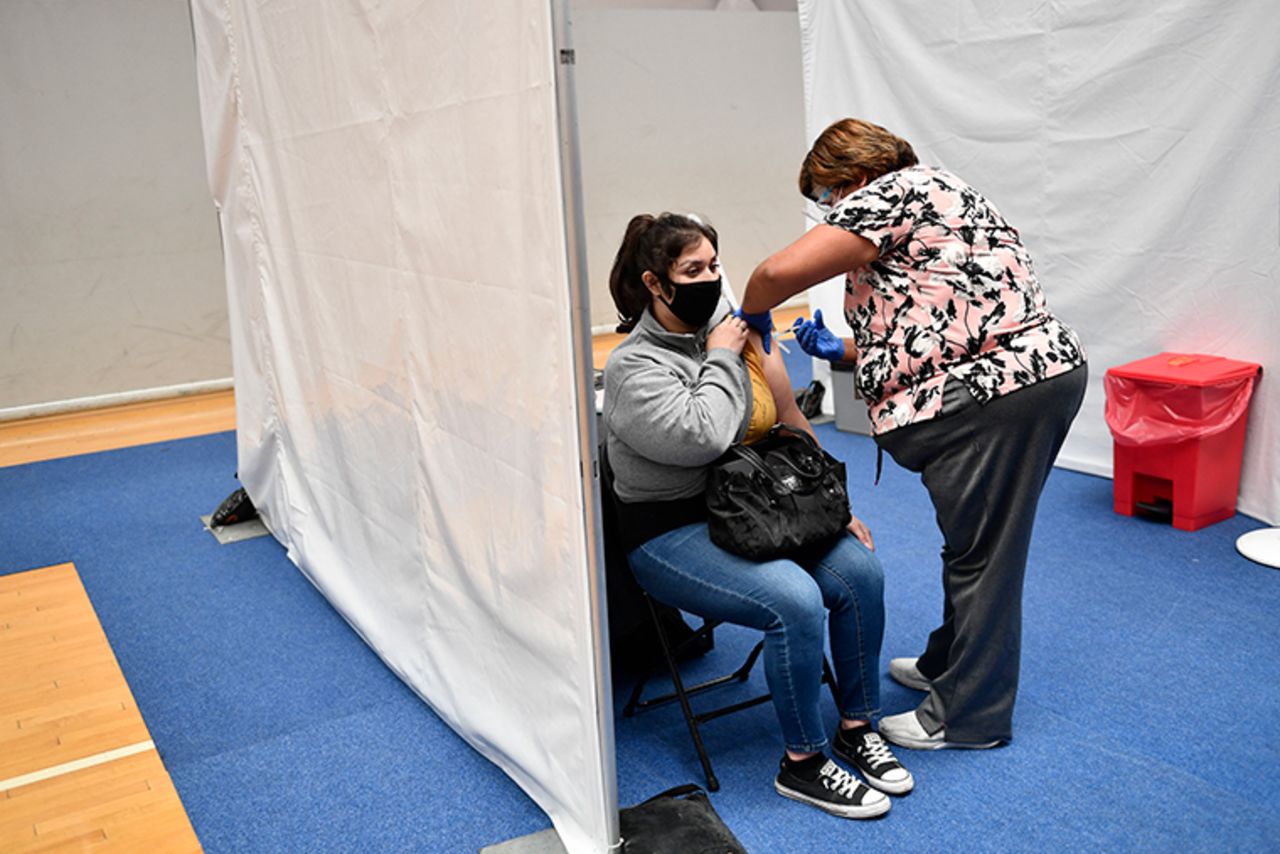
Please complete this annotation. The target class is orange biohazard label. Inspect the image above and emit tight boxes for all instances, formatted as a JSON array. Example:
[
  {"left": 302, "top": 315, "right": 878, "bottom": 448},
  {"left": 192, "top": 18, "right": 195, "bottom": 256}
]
[{"left": 1167, "top": 356, "right": 1197, "bottom": 367}]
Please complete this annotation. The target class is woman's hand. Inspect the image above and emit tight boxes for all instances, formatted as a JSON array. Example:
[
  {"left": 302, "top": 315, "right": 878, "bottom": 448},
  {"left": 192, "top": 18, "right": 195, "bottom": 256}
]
[
  {"left": 847, "top": 514, "right": 875, "bottom": 550},
  {"left": 706, "top": 314, "right": 749, "bottom": 356}
]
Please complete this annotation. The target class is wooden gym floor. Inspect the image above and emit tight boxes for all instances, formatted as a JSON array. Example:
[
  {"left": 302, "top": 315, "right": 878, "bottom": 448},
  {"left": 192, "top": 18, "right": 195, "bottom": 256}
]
[
  {"left": 0, "top": 390, "right": 236, "bottom": 469},
  {"left": 0, "top": 309, "right": 806, "bottom": 850},
  {"left": 0, "top": 564, "right": 201, "bottom": 852}
]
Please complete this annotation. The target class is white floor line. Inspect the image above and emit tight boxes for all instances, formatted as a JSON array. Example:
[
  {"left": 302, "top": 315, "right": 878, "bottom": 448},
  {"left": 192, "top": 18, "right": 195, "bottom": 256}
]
[{"left": 0, "top": 740, "right": 155, "bottom": 791}]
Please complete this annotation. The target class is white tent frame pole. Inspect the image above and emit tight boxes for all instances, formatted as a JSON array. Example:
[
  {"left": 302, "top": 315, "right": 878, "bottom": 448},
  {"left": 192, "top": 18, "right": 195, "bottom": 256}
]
[{"left": 549, "top": 1, "right": 622, "bottom": 849}]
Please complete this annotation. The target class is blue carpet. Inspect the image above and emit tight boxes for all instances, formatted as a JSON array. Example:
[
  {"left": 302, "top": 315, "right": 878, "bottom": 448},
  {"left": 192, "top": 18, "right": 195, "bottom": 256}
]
[
  {"left": 0, "top": 434, "right": 547, "bottom": 852},
  {"left": 2, "top": 425, "right": 1278, "bottom": 852},
  {"left": 615, "top": 424, "right": 1280, "bottom": 852}
]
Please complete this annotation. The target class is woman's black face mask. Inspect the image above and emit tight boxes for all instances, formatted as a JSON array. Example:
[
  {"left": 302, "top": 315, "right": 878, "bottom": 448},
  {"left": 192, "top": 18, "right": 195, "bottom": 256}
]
[{"left": 657, "top": 274, "right": 721, "bottom": 328}]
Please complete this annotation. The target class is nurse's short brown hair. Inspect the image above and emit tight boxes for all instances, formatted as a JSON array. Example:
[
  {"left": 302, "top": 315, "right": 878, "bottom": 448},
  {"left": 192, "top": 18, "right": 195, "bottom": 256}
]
[{"left": 799, "top": 118, "right": 919, "bottom": 200}]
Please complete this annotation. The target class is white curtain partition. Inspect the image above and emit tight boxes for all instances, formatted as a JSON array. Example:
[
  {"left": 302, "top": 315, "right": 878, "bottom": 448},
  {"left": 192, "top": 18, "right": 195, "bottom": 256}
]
[
  {"left": 799, "top": 0, "right": 1280, "bottom": 525},
  {"left": 189, "top": 2, "right": 616, "bottom": 851}
]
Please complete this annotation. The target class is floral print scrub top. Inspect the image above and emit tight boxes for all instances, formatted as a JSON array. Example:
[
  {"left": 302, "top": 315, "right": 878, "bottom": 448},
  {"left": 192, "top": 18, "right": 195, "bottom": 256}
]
[{"left": 826, "top": 165, "right": 1086, "bottom": 435}]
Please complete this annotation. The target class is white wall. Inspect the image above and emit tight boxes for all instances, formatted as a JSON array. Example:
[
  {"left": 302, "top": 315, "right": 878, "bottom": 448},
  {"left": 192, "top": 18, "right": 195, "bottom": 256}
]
[
  {"left": 575, "top": 9, "right": 807, "bottom": 328},
  {"left": 0, "top": 0, "right": 228, "bottom": 412},
  {"left": 0, "top": 4, "right": 805, "bottom": 408}
]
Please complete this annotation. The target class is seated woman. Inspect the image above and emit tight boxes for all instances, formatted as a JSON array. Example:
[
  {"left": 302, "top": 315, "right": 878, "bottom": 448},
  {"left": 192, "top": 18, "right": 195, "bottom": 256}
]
[{"left": 602, "top": 212, "right": 912, "bottom": 819}]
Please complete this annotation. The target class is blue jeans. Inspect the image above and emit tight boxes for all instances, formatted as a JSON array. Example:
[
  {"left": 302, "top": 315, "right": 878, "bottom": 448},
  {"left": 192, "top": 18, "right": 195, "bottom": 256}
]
[{"left": 628, "top": 525, "right": 885, "bottom": 753}]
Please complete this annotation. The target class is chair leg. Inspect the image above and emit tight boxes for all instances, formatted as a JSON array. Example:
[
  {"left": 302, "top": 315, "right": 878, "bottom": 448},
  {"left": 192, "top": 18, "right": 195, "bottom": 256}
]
[
  {"left": 731, "top": 640, "right": 764, "bottom": 682},
  {"left": 625, "top": 641, "right": 753, "bottom": 715},
  {"left": 622, "top": 619, "right": 719, "bottom": 718},
  {"left": 622, "top": 666, "right": 648, "bottom": 718},
  {"left": 646, "top": 595, "right": 720, "bottom": 792}
]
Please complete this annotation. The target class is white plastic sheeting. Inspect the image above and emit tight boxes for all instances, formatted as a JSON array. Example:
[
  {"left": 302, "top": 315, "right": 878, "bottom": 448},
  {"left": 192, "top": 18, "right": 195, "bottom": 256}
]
[
  {"left": 189, "top": 2, "right": 616, "bottom": 850},
  {"left": 799, "top": 0, "right": 1279, "bottom": 524}
]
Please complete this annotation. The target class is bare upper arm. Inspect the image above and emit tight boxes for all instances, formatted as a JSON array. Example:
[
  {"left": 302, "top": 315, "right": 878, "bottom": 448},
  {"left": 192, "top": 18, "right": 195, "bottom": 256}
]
[{"left": 747, "top": 330, "right": 816, "bottom": 439}]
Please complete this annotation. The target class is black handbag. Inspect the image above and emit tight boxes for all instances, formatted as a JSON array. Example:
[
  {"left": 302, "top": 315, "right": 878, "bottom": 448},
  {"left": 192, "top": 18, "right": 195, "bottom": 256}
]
[
  {"left": 705, "top": 424, "right": 851, "bottom": 560},
  {"left": 619, "top": 784, "right": 747, "bottom": 853}
]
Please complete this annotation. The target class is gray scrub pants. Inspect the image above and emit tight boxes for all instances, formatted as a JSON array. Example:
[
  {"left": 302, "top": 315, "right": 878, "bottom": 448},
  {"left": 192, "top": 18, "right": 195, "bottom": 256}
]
[{"left": 875, "top": 364, "right": 1088, "bottom": 743}]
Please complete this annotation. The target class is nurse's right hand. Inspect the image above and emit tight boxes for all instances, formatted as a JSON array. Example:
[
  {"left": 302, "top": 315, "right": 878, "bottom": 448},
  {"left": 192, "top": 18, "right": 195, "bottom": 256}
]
[
  {"left": 792, "top": 309, "right": 845, "bottom": 361},
  {"left": 707, "top": 313, "right": 749, "bottom": 356}
]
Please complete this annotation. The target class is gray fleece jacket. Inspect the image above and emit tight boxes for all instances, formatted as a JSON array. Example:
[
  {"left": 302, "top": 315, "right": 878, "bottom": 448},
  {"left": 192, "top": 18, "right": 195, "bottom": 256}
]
[{"left": 604, "top": 299, "right": 751, "bottom": 503}]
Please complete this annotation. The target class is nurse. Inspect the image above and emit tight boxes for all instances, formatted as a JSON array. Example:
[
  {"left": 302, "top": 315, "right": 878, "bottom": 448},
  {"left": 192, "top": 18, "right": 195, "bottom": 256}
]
[{"left": 736, "top": 117, "right": 1088, "bottom": 749}]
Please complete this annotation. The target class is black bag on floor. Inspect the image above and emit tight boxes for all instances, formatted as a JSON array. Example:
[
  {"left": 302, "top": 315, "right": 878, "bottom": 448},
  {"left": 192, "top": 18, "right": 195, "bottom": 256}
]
[
  {"left": 794, "top": 379, "right": 826, "bottom": 419},
  {"left": 210, "top": 485, "right": 258, "bottom": 527},
  {"left": 705, "top": 424, "right": 851, "bottom": 560},
  {"left": 619, "top": 784, "right": 747, "bottom": 853}
]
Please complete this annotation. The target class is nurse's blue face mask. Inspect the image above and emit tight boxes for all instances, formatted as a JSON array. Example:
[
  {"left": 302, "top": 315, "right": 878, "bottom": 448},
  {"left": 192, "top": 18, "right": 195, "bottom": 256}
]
[{"left": 814, "top": 185, "right": 836, "bottom": 214}]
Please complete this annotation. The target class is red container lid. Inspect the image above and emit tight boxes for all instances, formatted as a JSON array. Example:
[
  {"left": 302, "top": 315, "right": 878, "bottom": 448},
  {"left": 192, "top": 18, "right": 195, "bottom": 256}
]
[{"left": 1107, "top": 352, "right": 1262, "bottom": 386}]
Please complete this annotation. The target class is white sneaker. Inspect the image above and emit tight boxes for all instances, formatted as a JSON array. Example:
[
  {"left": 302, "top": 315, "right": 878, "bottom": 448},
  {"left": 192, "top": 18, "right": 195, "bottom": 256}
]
[
  {"left": 879, "top": 710, "right": 1002, "bottom": 751},
  {"left": 889, "top": 657, "right": 931, "bottom": 691}
]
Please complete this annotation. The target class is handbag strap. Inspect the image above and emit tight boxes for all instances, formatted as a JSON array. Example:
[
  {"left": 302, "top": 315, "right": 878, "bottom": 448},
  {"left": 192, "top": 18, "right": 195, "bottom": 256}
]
[
  {"left": 723, "top": 440, "right": 773, "bottom": 481},
  {"left": 726, "top": 423, "right": 825, "bottom": 477},
  {"left": 637, "top": 783, "right": 706, "bottom": 805},
  {"left": 768, "top": 422, "right": 822, "bottom": 452}
]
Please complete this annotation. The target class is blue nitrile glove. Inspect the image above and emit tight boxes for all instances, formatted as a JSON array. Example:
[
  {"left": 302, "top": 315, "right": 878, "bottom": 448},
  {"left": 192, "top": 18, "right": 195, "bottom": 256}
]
[
  {"left": 791, "top": 309, "right": 845, "bottom": 361},
  {"left": 734, "top": 308, "right": 774, "bottom": 354}
]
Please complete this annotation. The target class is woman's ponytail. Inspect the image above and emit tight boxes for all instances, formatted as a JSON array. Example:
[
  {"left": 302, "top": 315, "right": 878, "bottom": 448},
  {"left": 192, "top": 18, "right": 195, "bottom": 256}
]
[
  {"left": 608, "top": 212, "right": 718, "bottom": 334},
  {"left": 609, "top": 215, "right": 657, "bottom": 333}
]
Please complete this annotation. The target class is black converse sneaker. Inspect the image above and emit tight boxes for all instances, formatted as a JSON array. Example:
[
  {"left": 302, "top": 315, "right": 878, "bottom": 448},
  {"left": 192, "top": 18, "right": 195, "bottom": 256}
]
[
  {"left": 833, "top": 727, "right": 915, "bottom": 795},
  {"left": 774, "top": 756, "right": 890, "bottom": 819}
]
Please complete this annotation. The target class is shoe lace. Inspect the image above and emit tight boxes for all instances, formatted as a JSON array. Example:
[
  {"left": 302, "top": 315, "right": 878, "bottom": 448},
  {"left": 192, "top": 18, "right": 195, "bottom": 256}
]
[
  {"left": 858, "top": 732, "right": 897, "bottom": 770},
  {"left": 818, "top": 760, "right": 863, "bottom": 800}
]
